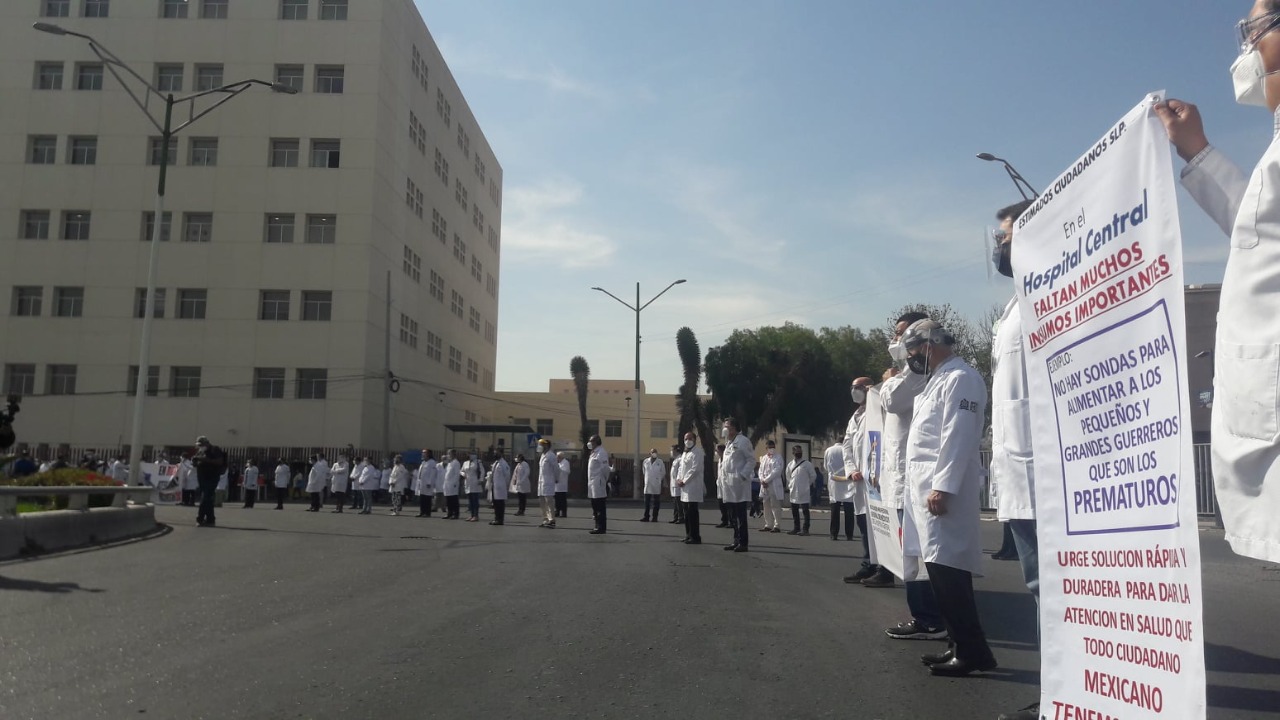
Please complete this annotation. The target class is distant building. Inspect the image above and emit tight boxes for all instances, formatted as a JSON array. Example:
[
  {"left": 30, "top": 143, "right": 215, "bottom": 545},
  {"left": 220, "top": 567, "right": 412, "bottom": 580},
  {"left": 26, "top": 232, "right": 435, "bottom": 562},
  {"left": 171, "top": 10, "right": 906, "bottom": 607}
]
[{"left": 1185, "top": 284, "right": 1219, "bottom": 444}]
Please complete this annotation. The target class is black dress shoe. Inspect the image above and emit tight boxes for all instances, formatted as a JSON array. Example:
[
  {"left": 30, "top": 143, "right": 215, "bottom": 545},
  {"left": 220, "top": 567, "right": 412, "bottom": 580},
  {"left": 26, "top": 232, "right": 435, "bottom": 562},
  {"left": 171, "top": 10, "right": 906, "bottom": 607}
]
[
  {"left": 830, "top": 536, "right": 838, "bottom": 541},
  {"left": 929, "top": 656, "right": 997, "bottom": 677},
  {"left": 684, "top": 538, "right": 701, "bottom": 544},
  {"left": 798, "top": 531, "right": 809, "bottom": 536},
  {"left": 715, "top": 522, "right": 728, "bottom": 528},
  {"left": 640, "top": 517, "right": 650, "bottom": 523},
  {"left": 489, "top": 521, "right": 503, "bottom": 525},
  {"left": 589, "top": 529, "right": 605, "bottom": 535},
  {"left": 724, "top": 544, "right": 739, "bottom": 551},
  {"left": 920, "top": 649, "right": 955, "bottom": 666},
  {"left": 732, "top": 546, "right": 748, "bottom": 553}
]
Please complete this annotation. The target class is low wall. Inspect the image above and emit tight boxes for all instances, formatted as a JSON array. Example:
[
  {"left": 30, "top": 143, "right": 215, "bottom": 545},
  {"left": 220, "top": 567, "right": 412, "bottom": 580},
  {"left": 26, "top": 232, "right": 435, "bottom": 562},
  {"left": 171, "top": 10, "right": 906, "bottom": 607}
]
[{"left": 0, "top": 505, "right": 157, "bottom": 559}]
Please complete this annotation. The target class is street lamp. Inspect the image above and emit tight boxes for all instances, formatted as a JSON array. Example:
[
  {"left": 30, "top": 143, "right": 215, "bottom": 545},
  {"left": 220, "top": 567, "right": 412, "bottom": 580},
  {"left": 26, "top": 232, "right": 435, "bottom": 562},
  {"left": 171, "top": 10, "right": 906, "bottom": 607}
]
[
  {"left": 976, "top": 152, "right": 1039, "bottom": 201},
  {"left": 592, "top": 279, "right": 686, "bottom": 498},
  {"left": 33, "top": 23, "right": 297, "bottom": 485}
]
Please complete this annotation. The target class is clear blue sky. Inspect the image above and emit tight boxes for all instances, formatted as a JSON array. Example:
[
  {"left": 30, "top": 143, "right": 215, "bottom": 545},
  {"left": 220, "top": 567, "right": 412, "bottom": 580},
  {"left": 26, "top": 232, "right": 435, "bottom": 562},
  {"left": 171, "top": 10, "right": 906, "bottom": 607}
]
[{"left": 416, "top": 0, "right": 1265, "bottom": 393}]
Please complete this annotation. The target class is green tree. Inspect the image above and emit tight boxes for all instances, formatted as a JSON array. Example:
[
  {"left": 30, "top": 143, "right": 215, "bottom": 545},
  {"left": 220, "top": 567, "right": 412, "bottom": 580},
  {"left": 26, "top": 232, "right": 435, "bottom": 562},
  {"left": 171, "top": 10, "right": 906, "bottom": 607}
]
[
  {"left": 675, "top": 327, "right": 717, "bottom": 494},
  {"left": 570, "top": 356, "right": 591, "bottom": 472}
]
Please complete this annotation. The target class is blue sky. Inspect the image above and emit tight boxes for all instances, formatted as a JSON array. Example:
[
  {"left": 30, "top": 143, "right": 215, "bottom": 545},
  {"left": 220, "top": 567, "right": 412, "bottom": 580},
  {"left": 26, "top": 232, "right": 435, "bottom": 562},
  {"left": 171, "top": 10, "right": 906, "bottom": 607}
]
[{"left": 416, "top": 0, "right": 1265, "bottom": 393}]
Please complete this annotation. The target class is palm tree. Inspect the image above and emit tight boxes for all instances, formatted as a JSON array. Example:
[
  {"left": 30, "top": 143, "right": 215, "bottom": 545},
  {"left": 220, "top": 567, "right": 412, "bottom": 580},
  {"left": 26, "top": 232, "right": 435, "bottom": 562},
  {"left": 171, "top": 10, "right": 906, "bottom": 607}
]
[
  {"left": 570, "top": 355, "right": 591, "bottom": 463},
  {"left": 675, "top": 327, "right": 717, "bottom": 496}
]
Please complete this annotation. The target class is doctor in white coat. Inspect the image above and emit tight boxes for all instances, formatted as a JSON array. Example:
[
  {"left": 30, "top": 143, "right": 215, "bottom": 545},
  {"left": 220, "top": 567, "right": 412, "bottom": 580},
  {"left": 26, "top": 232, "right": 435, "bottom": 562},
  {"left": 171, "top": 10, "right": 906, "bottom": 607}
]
[
  {"left": 462, "top": 452, "right": 484, "bottom": 522},
  {"left": 901, "top": 319, "right": 996, "bottom": 677},
  {"left": 328, "top": 454, "right": 350, "bottom": 513},
  {"left": 441, "top": 451, "right": 462, "bottom": 519},
  {"left": 671, "top": 446, "right": 688, "bottom": 526},
  {"left": 356, "top": 459, "right": 379, "bottom": 516},
  {"left": 824, "top": 443, "right": 853, "bottom": 540},
  {"left": 757, "top": 440, "right": 784, "bottom": 532},
  {"left": 720, "top": 419, "right": 754, "bottom": 552},
  {"left": 490, "top": 451, "right": 511, "bottom": 525},
  {"left": 676, "top": 432, "right": 705, "bottom": 544},
  {"left": 306, "top": 455, "right": 328, "bottom": 512},
  {"left": 179, "top": 453, "right": 199, "bottom": 506},
  {"left": 786, "top": 445, "right": 816, "bottom": 535},
  {"left": 556, "top": 452, "right": 571, "bottom": 518},
  {"left": 388, "top": 456, "right": 410, "bottom": 516},
  {"left": 586, "top": 436, "right": 610, "bottom": 534},
  {"left": 1155, "top": 24, "right": 1280, "bottom": 563},
  {"left": 641, "top": 448, "right": 665, "bottom": 522},
  {"left": 843, "top": 378, "right": 886, "bottom": 585},
  {"left": 511, "top": 454, "right": 531, "bottom": 516},
  {"left": 414, "top": 450, "right": 438, "bottom": 517},
  {"left": 536, "top": 439, "right": 559, "bottom": 528}
]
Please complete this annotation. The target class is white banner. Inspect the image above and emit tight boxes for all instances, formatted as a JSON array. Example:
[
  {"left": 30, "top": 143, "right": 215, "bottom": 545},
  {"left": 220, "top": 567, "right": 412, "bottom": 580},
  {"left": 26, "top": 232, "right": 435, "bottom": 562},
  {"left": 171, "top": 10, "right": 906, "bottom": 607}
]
[
  {"left": 1015, "top": 93, "right": 1205, "bottom": 718},
  {"left": 142, "top": 462, "right": 182, "bottom": 505},
  {"left": 863, "top": 388, "right": 904, "bottom": 580}
]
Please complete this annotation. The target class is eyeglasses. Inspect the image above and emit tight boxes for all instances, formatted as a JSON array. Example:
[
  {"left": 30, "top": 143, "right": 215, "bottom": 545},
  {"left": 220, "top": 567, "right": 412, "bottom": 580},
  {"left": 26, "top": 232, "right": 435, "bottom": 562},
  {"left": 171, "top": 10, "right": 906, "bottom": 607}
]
[
  {"left": 1238, "top": 11, "right": 1280, "bottom": 50},
  {"left": 990, "top": 227, "right": 1009, "bottom": 242}
]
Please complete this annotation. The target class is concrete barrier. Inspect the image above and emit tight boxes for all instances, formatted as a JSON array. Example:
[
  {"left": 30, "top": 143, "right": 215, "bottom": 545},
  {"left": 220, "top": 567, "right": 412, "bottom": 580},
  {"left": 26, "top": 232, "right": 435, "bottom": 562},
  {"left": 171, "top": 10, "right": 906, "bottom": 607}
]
[{"left": 0, "top": 487, "right": 158, "bottom": 559}]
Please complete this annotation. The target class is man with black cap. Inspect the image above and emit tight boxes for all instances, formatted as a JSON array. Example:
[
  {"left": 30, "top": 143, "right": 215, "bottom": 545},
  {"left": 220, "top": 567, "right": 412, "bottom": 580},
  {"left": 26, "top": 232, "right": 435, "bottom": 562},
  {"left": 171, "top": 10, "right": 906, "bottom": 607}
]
[{"left": 192, "top": 435, "right": 227, "bottom": 527}]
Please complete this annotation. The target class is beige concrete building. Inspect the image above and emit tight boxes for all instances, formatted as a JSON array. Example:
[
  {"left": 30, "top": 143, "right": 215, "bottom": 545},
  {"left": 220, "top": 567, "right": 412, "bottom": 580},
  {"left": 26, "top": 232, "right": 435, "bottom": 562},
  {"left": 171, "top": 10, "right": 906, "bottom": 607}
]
[{"left": 0, "top": 0, "right": 501, "bottom": 454}]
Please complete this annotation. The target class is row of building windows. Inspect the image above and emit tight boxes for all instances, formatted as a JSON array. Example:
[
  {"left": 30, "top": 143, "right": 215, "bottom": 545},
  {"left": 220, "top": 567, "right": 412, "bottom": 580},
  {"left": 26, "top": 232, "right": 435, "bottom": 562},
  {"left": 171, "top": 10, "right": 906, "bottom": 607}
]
[
  {"left": 33, "top": 61, "right": 346, "bottom": 94},
  {"left": 508, "top": 418, "right": 674, "bottom": 440},
  {"left": 2, "top": 363, "right": 331, "bottom": 400},
  {"left": 39, "top": 0, "right": 347, "bottom": 21},
  {"left": 16, "top": 209, "right": 337, "bottom": 245},
  {"left": 9, "top": 287, "right": 333, "bottom": 321},
  {"left": 24, "top": 135, "right": 342, "bottom": 169}
]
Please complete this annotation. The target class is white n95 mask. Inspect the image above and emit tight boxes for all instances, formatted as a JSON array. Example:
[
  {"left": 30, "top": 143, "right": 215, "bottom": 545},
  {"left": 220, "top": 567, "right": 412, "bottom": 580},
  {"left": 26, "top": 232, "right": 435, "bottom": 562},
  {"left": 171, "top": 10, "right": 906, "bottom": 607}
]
[
  {"left": 1233, "top": 49, "right": 1271, "bottom": 107},
  {"left": 888, "top": 340, "right": 907, "bottom": 363}
]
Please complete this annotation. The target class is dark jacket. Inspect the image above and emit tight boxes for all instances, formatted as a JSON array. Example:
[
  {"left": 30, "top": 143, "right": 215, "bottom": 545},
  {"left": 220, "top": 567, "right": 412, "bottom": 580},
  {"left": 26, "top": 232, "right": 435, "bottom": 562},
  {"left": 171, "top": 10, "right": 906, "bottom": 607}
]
[{"left": 192, "top": 444, "right": 228, "bottom": 481}]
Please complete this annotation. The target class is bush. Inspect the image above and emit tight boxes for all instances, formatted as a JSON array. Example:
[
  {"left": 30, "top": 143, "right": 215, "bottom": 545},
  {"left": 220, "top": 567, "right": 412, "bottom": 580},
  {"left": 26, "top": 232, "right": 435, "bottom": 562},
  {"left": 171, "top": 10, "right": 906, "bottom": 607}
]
[{"left": 1, "top": 468, "right": 123, "bottom": 511}]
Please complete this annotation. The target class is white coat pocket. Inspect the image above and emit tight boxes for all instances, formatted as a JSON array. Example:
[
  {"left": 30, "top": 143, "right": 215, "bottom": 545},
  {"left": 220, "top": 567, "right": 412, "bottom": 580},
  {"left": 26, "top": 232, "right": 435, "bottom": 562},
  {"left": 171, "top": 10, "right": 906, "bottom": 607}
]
[{"left": 1216, "top": 341, "right": 1280, "bottom": 442}]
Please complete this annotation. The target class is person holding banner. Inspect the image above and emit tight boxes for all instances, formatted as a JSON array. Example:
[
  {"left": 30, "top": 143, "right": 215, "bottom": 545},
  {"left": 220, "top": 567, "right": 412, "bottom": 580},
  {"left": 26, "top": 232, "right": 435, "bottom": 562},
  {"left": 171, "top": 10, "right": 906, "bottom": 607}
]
[
  {"left": 758, "top": 440, "right": 784, "bottom": 532},
  {"left": 900, "top": 320, "right": 996, "bottom": 677},
  {"left": 1151, "top": 4, "right": 1280, "bottom": 564}
]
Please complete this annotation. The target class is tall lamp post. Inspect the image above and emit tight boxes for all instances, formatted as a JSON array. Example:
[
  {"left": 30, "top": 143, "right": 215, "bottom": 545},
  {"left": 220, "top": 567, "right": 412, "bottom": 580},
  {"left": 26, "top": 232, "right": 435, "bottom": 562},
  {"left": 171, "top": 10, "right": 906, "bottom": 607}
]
[
  {"left": 33, "top": 23, "right": 297, "bottom": 485},
  {"left": 591, "top": 280, "right": 686, "bottom": 498}
]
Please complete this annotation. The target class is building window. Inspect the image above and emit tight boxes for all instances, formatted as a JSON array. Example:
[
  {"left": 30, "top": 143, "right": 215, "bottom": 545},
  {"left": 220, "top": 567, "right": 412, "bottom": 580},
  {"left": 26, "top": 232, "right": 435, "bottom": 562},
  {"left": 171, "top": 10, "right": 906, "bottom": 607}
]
[
  {"left": 471, "top": 256, "right": 482, "bottom": 282},
  {"left": 160, "top": 0, "right": 187, "bottom": 18},
  {"left": 199, "top": 0, "right": 228, "bottom": 18},
  {"left": 606, "top": 420, "right": 624, "bottom": 438},
  {"left": 406, "top": 178, "right": 420, "bottom": 215},
  {"left": 447, "top": 346, "right": 462, "bottom": 374},
  {"left": 431, "top": 208, "right": 447, "bottom": 243},
  {"left": 43, "top": 1, "right": 71, "bottom": 17},
  {"left": 171, "top": 367, "right": 202, "bottom": 397},
  {"left": 127, "top": 366, "right": 160, "bottom": 397},
  {"left": 305, "top": 214, "right": 336, "bottom": 244},
  {"left": 35, "top": 62, "right": 63, "bottom": 90},
  {"left": 535, "top": 419, "right": 553, "bottom": 436},
  {"left": 182, "top": 213, "right": 213, "bottom": 243},
  {"left": 253, "top": 368, "right": 286, "bottom": 399},
  {"left": 450, "top": 290, "right": 463, "bottom": 319},
  {"left": 403, "top": 246, "right": 421, "bottom": 282},
  {"left": 436, "top": 88, "right": 451, "bottom": 127},
  {"left": 488, "top": 226, "right": 499, "bottom": 252},
  {"left": 399, "top": 313, "right": 418, "bottom": 348},
  {"left": 61, "top": 211, "right": 91, "bottom": 240},
  {"left": 47, "top": 365, "right": 77, "bottom": 396},
  {"left": 483, "top": 368, "right": 494, "bottom": 391},
  {"left": 466, "top": 358, "right": 478, "bottom": 384},
  {"left": 310, "top": 139, "right": 340, "bottom": 168},
  {"left": 434, "top": 148, "right": 450, "bottom": 185},
  {"left": 68, "top": 136, "right": 97, "bottom": 165},
  {"left": 457, "top": 124, "right": 470, "bottom": 158},
  {"left": 264, "top": 214, "right": 294, "bottom": 244},
  {"left": 314, "top": 65, "right": 344, "bottom": 94},
  {"left": 301, "top": 291, "right": 332, "bottom": 321},
  {"left": 428, "top": 270, "right": 444, "bottom": 302},
  {"left": 650, "top": 421, "right": 668, "bottom": 438},
  {"left": 469, "top": 307, "right": 481, "bottom": 333},
  {"left": 455, "top": 179, "right": 468, "bottom": 210},
  {"left": 318, "top": 0, "right": 346, "bottom": 20},
  {"left": 135, "top": 288, "right": 166, "bottom": 318},
  {"left": 83, "top": 0, "right": 109, "bottom": 18},
  {"left": 490, "top": 178, "right": 501, "bottom": 205},
  {"left": 195, "top": 64, "right": 224, "bottom": 91},
  {"left": 148, "top": 136, "right": 178, "bottom": 166},
  {"left": 189, "top": 137, "right": 218, "bottom": 166},
  {"left": 269, "top": 138, "right": 299, "bottom": 167},
  {"left": 453, "top": 234, "right": 467, "bottom": 265},
  {"left": 484, "top": 320, "right": 495, "bottom": 345},
  {"left": 53, "top": 287, "right": 84, "bottom": 318},
  {"left": 3, "top": 365, "right": 36, "bottom": 396},
  {"left": 475, "top": 156, "right": 486, "bottom": 183},
  {"left": 426, "top": 331, "right": 442, "bottom": 361},
  {"left": 259, "top": 290, "right": 290, "bottom": 320},
  {"left": 20, "top": 211, "right": 51, "bottom": 240},
  {"left": 473, "top": 204, "right": 484, "bottom": 233},
  {"left": 177, "top": 289, "right": 207, "bottom": 319},
  {"left": 485, "top": 273, "right": 497, "bottom": 299},
  {"left": 296, "top": 368, "right": 327, "bottom": 399},
  {"left": 275, "top": 64, "right": 303, "bottom": 92},
  {"left": 75, "top": 63, "right": 103, "bottom": 90},
  {"left": 281, "top": 0, "right": 307, "bottom": 19},
  {"left": 142, "top": 211, "right": 172, "bottom": 242},
  {"left": 28, "top": 136, "right": 57, "bottom": 165},
  {"left": 155, "top": 63, "right": 184, "bottom": 92},
  {"left": 12, "top": 287, "right": 43, "bottom": 317}
]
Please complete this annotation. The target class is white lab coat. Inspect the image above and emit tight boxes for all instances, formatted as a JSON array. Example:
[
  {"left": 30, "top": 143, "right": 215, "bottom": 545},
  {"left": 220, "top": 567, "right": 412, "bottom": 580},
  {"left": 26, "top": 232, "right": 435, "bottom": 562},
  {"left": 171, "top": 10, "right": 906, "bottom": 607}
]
[
  {"left": 537, "top": 451, "right": 559, "bottom": 496},
  {"left": 841, "top": 408, "right": 869, "bottom": 515},
  {"left": 379, "top": 467, "right": 392, "bottom": 491},
  {"left": 414, "top": 459, "right": 437, "bottom": 495},
  {"left": 390, "top": 464, "right": 410, "bottom": 491},
  {"left": 491, "top": 458, "right": 511, "bottom": 501},
  {"left": 719, "top": 434, "right": 754, "bottom": 503},
  {"left": 587, "top": 447, "right": 610, "bottom": 499},
  {"left": 329, "top": 460, "right": 350, "bottom": 493},
  {"left": 511, "top": 460, "right": 531, "bottom": 493},
  {"left": 903, "top": 354, "right": 987, "bottom": 575},
  {"left": 671, "top": 453, "right": 684, "bottom": 498},
  {"left": 307, "top": 460, "right": 329, "bottom": 493},
  {"left": 108, "top": 460, "right": 128, "bottom": 484},
  {"left": 274, "top": 464, "right": 291, "bottom": 489},
  {"left": 642, "top": 456, "right": 665, "bottom": 495},
  {"left": 441, "top": 459, "right": 461, "bottom": 496},
  {"left": 880, "top": 369, "right": 928, "bottom": 510},
  {"left": 358, "top": 464, "right": 380, "bottom": 491},
  {"left": 243, "top": 466, "right": 260, "bottom": 493},
  {"left": 462, "top": 459, "right": 483, "bottom": 494},
  {"left": 557, "top": 459, "right": 570, "bottom": 493},
  {"left": 787, "top": 457, "right": 816, "bottom": 505},
  {"left": 1182, "top": 141, "right": 1280, "bottom": 563},
  {"left": 180, "top": 459, "right": 199, "bottom": 491},
  {"left": 677, "top": 445, "right": 706, "bottom": 502},
  {"left": 758, "top": 452, "right": 784, "bottom": 500},
  {"left": 825, "top": 444, "right": 853, "bottom": 502},
  {"left": 991, "top": 297, "right": 1036, "bottom": 521}
]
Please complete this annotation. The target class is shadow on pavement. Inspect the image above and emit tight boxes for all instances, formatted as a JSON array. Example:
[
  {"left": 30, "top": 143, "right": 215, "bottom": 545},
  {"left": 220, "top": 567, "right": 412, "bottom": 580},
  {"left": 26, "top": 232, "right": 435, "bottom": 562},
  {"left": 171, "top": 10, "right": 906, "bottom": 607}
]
[
  {"left": 744, "top": 546, "right": 857, "bottom": 560},
  {"left": 976, "top": 589, "right": 1038, "bottom": 646},
  {"left": 975, "top": 667, "right": 1040, "bottom": 687},
  {"left": 1207, "top": 684, "right": 1280, "bottom": 713},
  {"left": 0, "top": 575, "right": 105, "bottom": 593},
  {"left": 1205, "top": 642, "right": 1280, "bottom": 674},
  {"left": 200, "top": 524, "right": 382, "bottom": 540}
]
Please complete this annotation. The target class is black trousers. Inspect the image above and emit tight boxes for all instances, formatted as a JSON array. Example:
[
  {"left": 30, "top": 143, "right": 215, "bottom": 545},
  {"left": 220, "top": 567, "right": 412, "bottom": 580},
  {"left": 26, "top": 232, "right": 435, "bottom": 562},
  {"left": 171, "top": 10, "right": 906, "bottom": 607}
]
[
  {"left": 829, "top": 501, "right": 854, "bottom": 539},
  {"left": 791, "top": 503, "right": 810, "bottom": 532},
  {"left": 446, "top": 495, "right": 460, "bottom": 518},
  {"left": 275, "top": 486, "right": 287, "bottom": 508},
  {"left": 517, "top": 492, "right": 528, "bottom": 514},
  {"left": 719, "top": 500, "right": 730, "bottom": 524},
  {"left": 684, "top": 500, "right": 701, "bottom": 541},
  {"left": 673, "top": 497, "right": 686, "bottom": 522},
  {"left": 856, "top": 513, "right": 875, "bottom": 563},
  {"left": 310, "top": 491, "right": 322, "bottom": 511},
  {"left": 643, "top": 493, "right": 661, "bottom": 519},
  {"left": 332, "top": 491, "right": 346, "bottom": 511},
  {"left": 243, "top": 488, "right": 256, "bottom": 508},
  {"left": 493, "top": 498, "right": 506, "bottom": 524},
  {"left": 419, "top": 494, "right": 433, "bottom": 516},
  {"left": 926, "top": 562, "right": 995, "bottom": 664},
  {"left": 555, "top": 491, "right": 567, "bottom": 516},
  {"left": 732, "top": 502, "right": 749, "bottom": 548},
  {"left": 590, "top": 497, "right": 607, "bottom": 531},
  {"left": 181, "top": 489, "right": 196, "bottom": 506},
  {"left": 196, "top": 473, "right": 219, "bottom": 524}
]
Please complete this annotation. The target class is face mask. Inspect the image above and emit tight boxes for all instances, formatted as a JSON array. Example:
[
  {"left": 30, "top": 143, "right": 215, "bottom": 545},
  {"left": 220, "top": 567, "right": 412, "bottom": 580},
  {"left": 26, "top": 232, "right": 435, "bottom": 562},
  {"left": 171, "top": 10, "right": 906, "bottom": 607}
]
[
  {"left": 684, "top": 439, "right": 694, "bottom": 449},
  {"left": 793, "top": 453, "right": 802, "bottom": 461},
  {"left": 992, "top": 242, "right": 1013, "bottom": 277},
  {"left": 888, "top": 340, "right": 907, "bottom": 363},
  {"left": 767, "top": 448, "right": 775, "bottom": 456},
  {"left": 851, "top": 388, "right": 867, "bottom": 404},
  {"left": 906, "top": 352, "right": 929, "bottom": 376},
  {"left": 1233, "top": 48, "right": 1271, "bottom": 107},
  {"left": 721, "top": 427, "right": 730, "bottom": 439},
  {"left": 536, "top": 446, "right": 545, "bottom": 454},
  {"left": 650, "top": 452, "right": 657, "bottom": 459}
]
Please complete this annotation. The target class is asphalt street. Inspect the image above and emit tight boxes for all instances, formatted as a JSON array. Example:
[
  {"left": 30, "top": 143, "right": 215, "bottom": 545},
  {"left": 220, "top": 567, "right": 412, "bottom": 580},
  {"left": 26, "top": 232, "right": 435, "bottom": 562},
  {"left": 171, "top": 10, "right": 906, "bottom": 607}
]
[{"left": 1, "top": 500, "right": 1277, "bottom": 720}]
